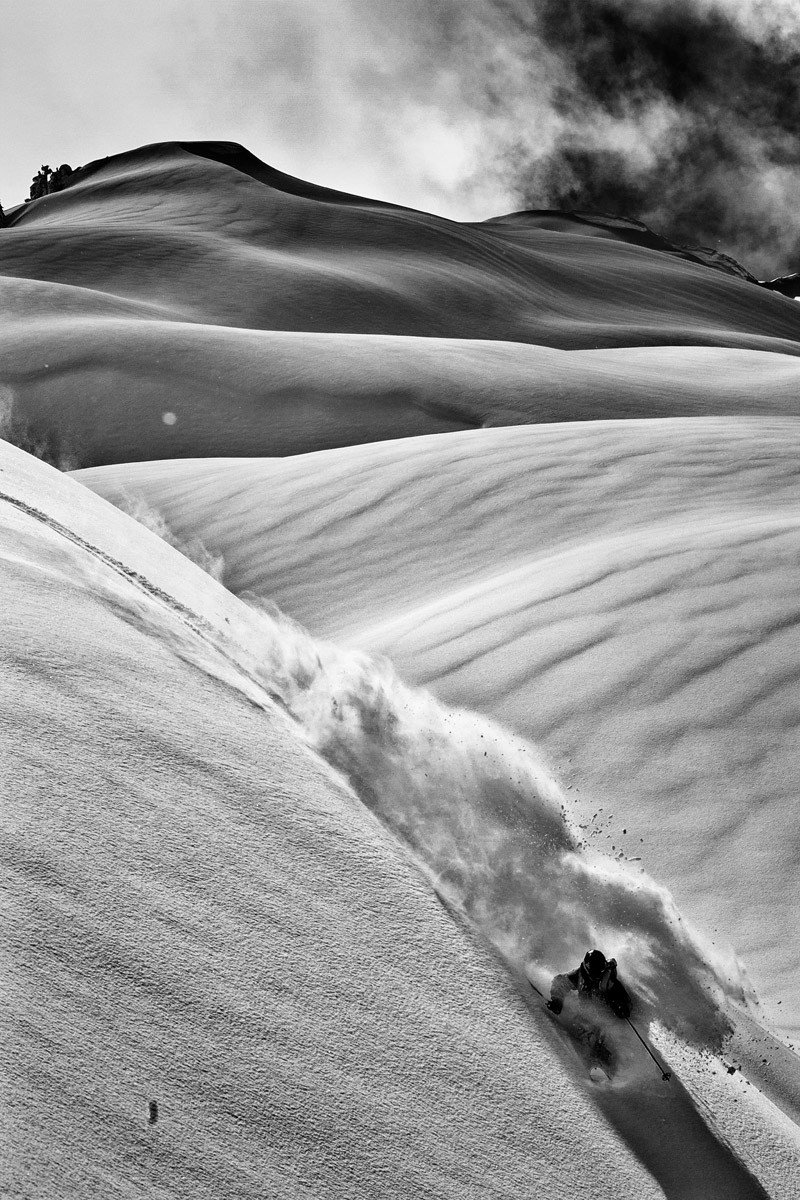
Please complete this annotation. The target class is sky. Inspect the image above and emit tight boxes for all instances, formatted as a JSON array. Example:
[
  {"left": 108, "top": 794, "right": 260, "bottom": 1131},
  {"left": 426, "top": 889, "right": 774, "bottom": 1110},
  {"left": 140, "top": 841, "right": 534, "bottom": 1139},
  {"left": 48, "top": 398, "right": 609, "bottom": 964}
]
[
  {"left": 1, "top": 0, "right": 512, "bottom": 219},
  {"left": 3, "top": 0, "right": 800, "bottom": 276}
]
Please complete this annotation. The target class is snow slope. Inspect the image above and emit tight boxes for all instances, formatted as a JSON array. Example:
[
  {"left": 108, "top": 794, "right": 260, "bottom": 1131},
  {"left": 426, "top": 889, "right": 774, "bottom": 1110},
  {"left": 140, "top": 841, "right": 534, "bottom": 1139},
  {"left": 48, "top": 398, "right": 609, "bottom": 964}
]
[
  {"left": 2, "top": 442, "right": 670, "bottom": 1199},
  {"left": 3, "top": 141, "right": 800, "bottom": 467},
  {"left": 6, "top": 440, "right": 800, "bottom": 1199},
  {"left": 4, "top": 140, "right": 800, "bottom": 1197},
  {"left": 78, "top": 417, "right": 800, "bottom": 1043}
]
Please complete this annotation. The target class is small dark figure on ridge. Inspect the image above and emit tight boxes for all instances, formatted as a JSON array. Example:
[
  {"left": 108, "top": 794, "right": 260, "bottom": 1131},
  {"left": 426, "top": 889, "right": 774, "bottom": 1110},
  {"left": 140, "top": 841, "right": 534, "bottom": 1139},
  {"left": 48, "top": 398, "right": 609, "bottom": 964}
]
[{"left": 548, "top": 949, "right": 632, "bottom": 1019}]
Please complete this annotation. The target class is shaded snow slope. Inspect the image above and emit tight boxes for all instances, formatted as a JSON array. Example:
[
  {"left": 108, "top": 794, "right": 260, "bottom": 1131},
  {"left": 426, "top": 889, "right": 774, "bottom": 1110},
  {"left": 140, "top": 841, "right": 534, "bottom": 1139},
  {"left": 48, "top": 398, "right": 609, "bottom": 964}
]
[
  {"left": 3, "top": 141, "right": 800, "bottom": 466},
  {"left": 6, "top": 141, "right": 798, "bottom": 351},
  {"left": 482, "top": 210, "right": 759, "bottom": 284},
  {"left": 78, "top": 417, "right": 800, "bottom": 1045},
  {"left": 5, "top": 315, "right": 800, "bottom": 466}
]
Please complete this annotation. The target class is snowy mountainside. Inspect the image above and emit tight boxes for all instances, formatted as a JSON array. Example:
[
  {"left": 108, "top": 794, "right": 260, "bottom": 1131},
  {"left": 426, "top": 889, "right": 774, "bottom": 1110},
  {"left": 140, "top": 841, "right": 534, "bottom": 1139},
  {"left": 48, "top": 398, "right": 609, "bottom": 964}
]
[
  {"left": 4, "top": 440, "right": 799, "bottom": 1197},
  {"left": 79, "top": 416, "right": 800, "bottom": 1042},
  {"left": 2, "top": 441, "right": 666, "bottom": 1199},
  {"left": 4, "top": 139, "right": 800, "bottom": 1198}
]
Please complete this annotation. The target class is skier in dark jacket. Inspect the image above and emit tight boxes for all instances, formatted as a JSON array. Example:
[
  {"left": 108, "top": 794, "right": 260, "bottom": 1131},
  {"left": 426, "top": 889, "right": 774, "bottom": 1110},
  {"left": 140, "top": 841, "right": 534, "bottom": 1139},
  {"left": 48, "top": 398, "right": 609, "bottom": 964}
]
[{"left": 548, "top": 949, "right": 632, "bottom": 1020}]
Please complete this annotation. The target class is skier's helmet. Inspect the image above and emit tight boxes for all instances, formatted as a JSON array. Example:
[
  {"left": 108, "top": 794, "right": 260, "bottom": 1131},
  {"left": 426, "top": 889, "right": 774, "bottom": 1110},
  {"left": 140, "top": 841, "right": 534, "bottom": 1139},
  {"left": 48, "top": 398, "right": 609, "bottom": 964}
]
[{"left": 585, "top": 950, "right": 607, "bottom": 977}]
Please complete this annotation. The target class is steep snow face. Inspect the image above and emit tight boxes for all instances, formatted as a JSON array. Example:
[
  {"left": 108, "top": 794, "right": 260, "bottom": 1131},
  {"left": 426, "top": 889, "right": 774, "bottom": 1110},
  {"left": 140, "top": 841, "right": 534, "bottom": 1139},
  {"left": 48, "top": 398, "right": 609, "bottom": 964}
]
[
  {"left": 200, "top": 598, "right": 751, "bottom": 1051},
  {"left": 5, "top": 441, "right": 800, "bottom": 1196},
  {"left": 1, "top": 442, "right": 667, "bottom": 1200},
  {"left": 79, "top": 417, "right": 800, "bottom": 1040},
  {"left": 6, "top": 136, "right": 800, "bottom": 1198},
  {"left": 3, "top": 444, "right": 748, "bottom": 1044}
]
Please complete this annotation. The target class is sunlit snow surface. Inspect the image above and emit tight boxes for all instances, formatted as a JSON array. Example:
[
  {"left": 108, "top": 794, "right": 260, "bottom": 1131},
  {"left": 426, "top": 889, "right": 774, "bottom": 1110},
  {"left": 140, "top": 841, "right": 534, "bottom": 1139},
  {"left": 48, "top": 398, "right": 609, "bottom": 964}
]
[{"left": 4, "top": 142, "right": 800, "bottom": 1197}]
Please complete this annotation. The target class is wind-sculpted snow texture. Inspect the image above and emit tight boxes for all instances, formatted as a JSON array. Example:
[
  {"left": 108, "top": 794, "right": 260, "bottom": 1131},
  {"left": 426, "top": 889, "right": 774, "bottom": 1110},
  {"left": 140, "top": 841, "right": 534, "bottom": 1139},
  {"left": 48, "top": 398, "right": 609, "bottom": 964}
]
[
  {"left": 3, "top": 141, "right": 800, "bottom": 466},
  {"left": 6, "top": 450, "right": 668, "bottom": 1200},
  {"left": 81, "top": 417, "right": 800, "bottom": 1046},
  {"left": 5, "top": 142, "right": 800, "bottom": 1197},
  {"left": 5, "top": 443, "right": 799, "bottom": 1198}
]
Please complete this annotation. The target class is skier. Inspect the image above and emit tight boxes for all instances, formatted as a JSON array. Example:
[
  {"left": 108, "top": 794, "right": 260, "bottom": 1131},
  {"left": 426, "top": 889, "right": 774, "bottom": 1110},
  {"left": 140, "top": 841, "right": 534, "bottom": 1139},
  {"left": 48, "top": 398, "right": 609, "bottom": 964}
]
[
  {"left": 548, "top": 949, "right": 632, "bottom": 1019},
  {"left": 544, "top": 950, "right": 631, "bottom": 1073},
  {"left": 539, "top": 950, "right": 672, "bottom": 1081}
]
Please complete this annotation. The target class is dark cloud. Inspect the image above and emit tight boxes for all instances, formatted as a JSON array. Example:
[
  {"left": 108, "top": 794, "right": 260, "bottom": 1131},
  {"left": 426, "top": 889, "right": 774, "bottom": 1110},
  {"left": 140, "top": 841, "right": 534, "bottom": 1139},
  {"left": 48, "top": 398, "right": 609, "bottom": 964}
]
[
  {"left": 6, "top": 2, "right": 800, "bottom": 272},
  {"left": 359, "top": 0, "right": 800, "bottom": 275},
  {"left": 179, "top": 0, "right": 800, "bottom": 276},
  {"left": 510, "top": 0, "right": 800, "bottom": 276}
]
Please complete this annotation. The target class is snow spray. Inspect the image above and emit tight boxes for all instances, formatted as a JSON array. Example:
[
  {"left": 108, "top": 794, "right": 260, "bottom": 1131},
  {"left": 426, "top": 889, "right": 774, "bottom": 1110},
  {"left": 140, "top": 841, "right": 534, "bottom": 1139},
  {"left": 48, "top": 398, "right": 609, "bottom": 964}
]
[
  {"left": 77, "top": 500, "right": 753, "bottom": 1052},
  {"left": 208, "top": 593, "right": 751, "bottom": 1049}
]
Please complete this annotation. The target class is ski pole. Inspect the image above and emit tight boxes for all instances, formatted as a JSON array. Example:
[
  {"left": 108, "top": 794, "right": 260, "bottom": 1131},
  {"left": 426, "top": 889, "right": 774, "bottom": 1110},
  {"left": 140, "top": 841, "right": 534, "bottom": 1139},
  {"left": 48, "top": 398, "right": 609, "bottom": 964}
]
[
  {"left": 625, "top": 1016, "right": 671, "bottom": 1082},
  {"left": 529, "top": 978, "right": 560, "bottom": 1014}
]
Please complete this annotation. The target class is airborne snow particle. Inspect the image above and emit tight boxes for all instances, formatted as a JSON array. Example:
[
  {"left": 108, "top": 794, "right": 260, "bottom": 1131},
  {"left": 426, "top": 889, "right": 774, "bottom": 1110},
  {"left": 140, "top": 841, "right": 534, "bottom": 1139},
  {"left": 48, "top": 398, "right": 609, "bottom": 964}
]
[{"left": 162, "top": 412, "right": 177, "bottom": 426}]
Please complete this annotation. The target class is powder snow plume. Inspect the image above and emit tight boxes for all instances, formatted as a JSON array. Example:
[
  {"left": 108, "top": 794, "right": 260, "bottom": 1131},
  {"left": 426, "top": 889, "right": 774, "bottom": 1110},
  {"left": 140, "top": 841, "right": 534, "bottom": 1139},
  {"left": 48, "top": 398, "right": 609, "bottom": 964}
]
[
  {"left": 114, "top": 492, "right": 226, "bottom": 583},
  {"left": 85, "top": 499, "right": 752, "bottom": 1048},
  {"left": 205, "top": 594, "right": 751, "bottom": 1048},
  {"left": 0, "top": 385, "right": 76, "bottom": 471}
]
